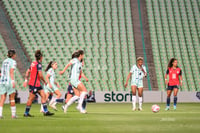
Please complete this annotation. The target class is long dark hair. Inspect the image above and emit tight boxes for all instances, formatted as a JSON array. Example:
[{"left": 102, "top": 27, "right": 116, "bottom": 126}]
[
  {"left": 45, "top": 61, "right": 56, "bottom": 72},
  {"left": 71, "top": 50, "right": 84, "bottom": 59},
  {"left": 35, "top": 50, "right": 43, "bottom": 61},
  {"left": 167, "top": 58, "right": 177, "bottom": 68},
  {"left": 7, "top": 49, "right": 16, "bottom": 58}
]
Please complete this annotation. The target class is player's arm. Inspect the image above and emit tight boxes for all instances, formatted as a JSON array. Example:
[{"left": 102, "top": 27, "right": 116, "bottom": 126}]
[
  {"left": 38, "top": 71, "right": 46, "bottom": 85},
  {"left": 10, "top": 68, "right": 15, "bottom": 88},
  {"left": 142, "top": 66, "right": 147, "bottom": 77},
  {"left": 23, "top": 68, "right": 30, "bottom": 88},
  {"left": 124, "top": 72, "right": 132, "bottom": 88},
  {"left": 59, "top": 61, "right": 73, "bottom": 75},
  {"left": 81, "top": 71, "right": 88, "bottom": 82},
  {"left": 179, "top": 70, "right": 183, "bottom": 86},
  {"left": 46, "top": 73, "right": 52, "bottom": 88},
  {"left": 165, "top": 69, "right": 169, "bottom": 85}
]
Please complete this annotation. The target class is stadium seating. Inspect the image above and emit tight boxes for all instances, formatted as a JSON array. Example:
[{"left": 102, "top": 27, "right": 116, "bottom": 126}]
[
  {"left": 0, "top": 34, "right": 24, "bottom": 90},
  {"left": 2, "top": 0, "right": 136, "bottom": 91},
  {"left": 146, "top": 0, "right": 200, "bottom": 91}
]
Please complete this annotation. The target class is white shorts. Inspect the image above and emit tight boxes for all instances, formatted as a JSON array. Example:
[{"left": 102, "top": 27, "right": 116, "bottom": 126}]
[{"left": 131, "top": 79, "right": 143, "bottom": 88}]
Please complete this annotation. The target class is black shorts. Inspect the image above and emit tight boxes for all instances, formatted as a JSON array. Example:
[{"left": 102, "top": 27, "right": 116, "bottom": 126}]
[
  {"left": 167, "top": 85, "right": 179, "bottom": 91},
  {"left": 29, "top": 85, "right": 43, "bottom": 94},
  {"left": 67, "top": 84, "right": 74, "bottom": 95}
]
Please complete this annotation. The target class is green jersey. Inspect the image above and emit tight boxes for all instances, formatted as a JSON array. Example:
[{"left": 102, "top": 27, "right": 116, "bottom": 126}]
[{"left": 0, "top": 58, "right": 16, "bottom": 85}]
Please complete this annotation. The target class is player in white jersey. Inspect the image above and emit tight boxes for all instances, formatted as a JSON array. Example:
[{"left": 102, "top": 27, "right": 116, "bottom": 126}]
[
  {"left": 125, "top": 57, "right": 147, "bottom": 111},
  {"left": 0, "top": 49, "right": 17, "bottom": 118},
  {"left": 60, "top": 50, "right": 88, "bottom": 114},
  {"left": 40, "top": 61, "right": 64, "bottom": 112}
]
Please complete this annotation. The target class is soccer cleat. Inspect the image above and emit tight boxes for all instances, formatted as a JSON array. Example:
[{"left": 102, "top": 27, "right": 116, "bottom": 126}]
[
  {"left": 40, "top": 109, "right": 44, "bottom": 113},
  {"left": 174, "top": 106, "right": 177, "bottom": 110},
  {"left": 43, "top": 111, "right": 54, "bottom": 116},
  {"left": 165, "top": 107, "right": 170, "bottom": 111},
  {"left": 12, "top": 115, "right": 18, "bottom": 119},
  {"left": 80, "top": 109, "right": 87, "bottom": 114},
  {"left": 138, "top": 108, "right": 143, "bottom": 111},
  {"left": 63, "top": 105, "right": 68, "bottom": 114},
  {"left": 132, "top": 108, "right": 136, "bottom": 111},
  {"left": 24, "top": 113, "right": 34, "bottom": 117},
  {"left": 76, "top": 106, "right": 81, "bottom": 111},
  {"left": 50, "top": 104, "right": 58, "bottom": 111}
]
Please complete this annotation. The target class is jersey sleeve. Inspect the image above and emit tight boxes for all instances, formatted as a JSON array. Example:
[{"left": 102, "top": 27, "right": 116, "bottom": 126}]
[
  {"left": 179, "top": 69, "right": 182, "bottom": 75},
  {"left": 37, "top": 63, "right": 42, "bottom": 71},
  {"left": 11, "top": 61, "right": 17, "bottom": 69},
  {"left": 130, "top": 66, "right": 134, "bottom": 73},
  {"left": 70, "top": 59, "right": 76, "bottom": 65},
  {"left": 47, "top": 69, "right": 52, "bottom": 75},
  {"left": 142, "top": 65, "right": 147, "bottom": 73},
  {"left": 166, "top": 69, "right": 169, "bottom": 74}
]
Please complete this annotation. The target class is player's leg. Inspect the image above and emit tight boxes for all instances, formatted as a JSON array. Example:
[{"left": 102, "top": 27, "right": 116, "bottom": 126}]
[
  {"left": 165, "top": 87, "right": 172, "bottom": 110},
  {"left": 173, "top": 87, "right": 179, "bottom": 110},
  {"left": 9, "top": 92, "right": 17, "bottom": 118},
  {"left": 131, "top": 85, "right": 137, "bottom": 111},
  {"left": 51, "top": 90, "right": 64, "bottom": 110},
  {"left": 24, "top": 92, "right": 35, "bottom": 117},
  {"left": 64, "top": 88, "right": 79, "bottom": 113},
  {"left": 0, "top": 93, "right": 7, "bottom": 118},
  {"left": 138, "top": 87, "right": 143, "bottom": 111},
  {"left": 38, "top": 89, "right": 54, "bottom": 116},
  {"left": 41, "top": 92, "right": 50, "bottom": 113},
  {"left": 76, "top": 82, "right": 87, "bottom": 113}
]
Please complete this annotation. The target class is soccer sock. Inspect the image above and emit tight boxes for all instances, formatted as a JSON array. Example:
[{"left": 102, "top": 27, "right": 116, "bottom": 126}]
[
  {"left": 56, "top": 99, "right": 64, "bottom": 103},
  {"left": 166, "top": 97, "right": 170, "bottom": 107},
  {"left": 11, "top": 106, "right": 16, "bottom": 116},
  {"left": 77, "top": 92, "right": 87, "bottom": 109},
  {"left": 0, "top": 106, "right": 3, "bottom": 117},
  {"left": 25, "top": 106, "right": 31, "bottom": 115},
  {"left": 42, "top": 103, "right": 48, "bottom": 113},
  {"left": 174, "top": 96, "right": 177, "bottom": 107},
  {"left": 132, "top": 95, "right": 136, "bottom": 109},
  {"left": 40, "top": 104, "right": 44, "bottom": 111},
  {"left": 82, "top": 98, "right": 87, "bottom": 110},
  {"left": 66, "top": 95, "right": 79, "bottom": 107},
  {"left": 139, "top": 97, "right": 143, "bottom": 109}
]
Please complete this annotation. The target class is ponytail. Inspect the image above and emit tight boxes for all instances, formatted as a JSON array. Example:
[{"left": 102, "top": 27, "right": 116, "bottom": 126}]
[{"left": 45, "top": 61, "right": 53, "bottom": 72}]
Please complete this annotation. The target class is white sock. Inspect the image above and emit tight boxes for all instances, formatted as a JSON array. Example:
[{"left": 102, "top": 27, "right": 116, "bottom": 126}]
[
  {"left": 66, "top": 95, "right": 79, "bottom": 107},
  {"left": 0, "top": 106, "right": 3, "bottom": 117},
  {"left": 132, "top": 96, "right": 136, "bottom": 109},
  {"left": 77, "top": 92, "right": 87, "bottom": 109},
  {"left": 139, "top": 97, "right": 143, "bottom": 109},
  {"left": 11, "top": 106, "right": 16, "bottom": 116},
  {"left": 52, "top": 100, "right": 57, "bottom": 106},
  {"left": 40, "top": 104, "right": 44, "bottom": 111}
]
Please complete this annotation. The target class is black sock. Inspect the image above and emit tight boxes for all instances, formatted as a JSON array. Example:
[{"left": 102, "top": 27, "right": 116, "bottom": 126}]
[
  {"left": 174, "top": 96, "right": 177, "bottom": 106},
  {"left": 167, "top": 97, "right": 170, "bottom": 107},
  {"left": 25, "top": 106, "right": 31, "bottom": 115},
  {"left": 82, "top": 98, "right": 87, "bottom": 110}
]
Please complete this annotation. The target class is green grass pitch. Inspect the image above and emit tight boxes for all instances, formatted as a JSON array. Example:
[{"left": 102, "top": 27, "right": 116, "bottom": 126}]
[{"left": 0, "top": 103, "right": 200, "bottom": 133}]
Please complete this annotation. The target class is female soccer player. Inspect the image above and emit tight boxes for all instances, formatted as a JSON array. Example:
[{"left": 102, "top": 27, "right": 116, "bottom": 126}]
[
  {"left": 23, "top": 50, "right": 54, "bottom": 117},
  {"left": 124, "top": 57, "right": 147, "bottom": 111},
  {"left": 40, "top": 61, "right": 64, "bottom": 111},
  {"left": 60, "top": 50, "right": 88, "bottom": 113},
  {"left": 64, "top": 61, "right": 88, "bottom": 113},
  {"left": 165, "top": 58, "right": 182, "bottom": 111},
  {"left": 0, "top": 49, "right": 17, "bottom": 118}
]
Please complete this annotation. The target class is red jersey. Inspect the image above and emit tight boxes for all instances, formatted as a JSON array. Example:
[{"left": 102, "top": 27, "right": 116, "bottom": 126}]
[
  {"left": 28, "top": 61, "right": 42, "bottom": 87},
  {"left": 166, "top": 67, "right": 182, "bottom": 86}
]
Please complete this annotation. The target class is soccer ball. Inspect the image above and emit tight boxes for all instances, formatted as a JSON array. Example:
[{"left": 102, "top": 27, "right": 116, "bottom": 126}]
[{"left": 151, "top": 104, "right": 160, "bottom": 113}]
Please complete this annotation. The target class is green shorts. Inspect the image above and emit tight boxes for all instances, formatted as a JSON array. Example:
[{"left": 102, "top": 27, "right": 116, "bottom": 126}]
[
  {"left": 131, "top": 79, "right": 143, "bottom": 88},
  {"left": 0, "top": 83, "right": 16, "bottom": 95},
  {"left": 70, "top": 79, "right": 81, "bottom": 88},
  {"left": 44, "top": 83, "right": 59, "bottom": 93}
]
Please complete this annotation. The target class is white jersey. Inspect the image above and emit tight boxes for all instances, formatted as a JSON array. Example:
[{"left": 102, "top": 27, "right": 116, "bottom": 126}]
[
  {"left": 69, "top": 58, "right": 82, "bottom": 81},
  {"left": 130, "top": 64, "right": 146, "bottom": 80},
  {"left": 47, "top": 68, "right": 55, "bottom": 83},
  {"left": 0, "top": 58, "right": 16, "bottom": 84}
]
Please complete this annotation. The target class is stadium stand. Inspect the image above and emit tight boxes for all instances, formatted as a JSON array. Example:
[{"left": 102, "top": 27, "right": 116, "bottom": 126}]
[
  {"left": 2, "top": 0, "right": 136, "bottom": 91},
  {"left": 146, "top": 0, "right": 200, "bottom": 91},
  {"left": 0, "top": 34, "right": 24, "bottom": 90}
]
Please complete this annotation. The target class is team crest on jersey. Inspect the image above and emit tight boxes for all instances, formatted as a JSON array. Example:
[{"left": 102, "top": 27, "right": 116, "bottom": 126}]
[
  {"left": 38, "top": 64, "right": 42, "bottom": 68},
  {"left": 177, "top": 71, "right": 179, "bottom": 74}
]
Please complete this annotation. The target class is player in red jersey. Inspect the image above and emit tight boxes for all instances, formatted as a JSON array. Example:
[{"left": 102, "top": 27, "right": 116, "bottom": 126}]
[
  {"left": 23, "top": 50, "right": 54, "bottom": 117},
  {"left": 165, "top": 58, "right": 182, "bottom": 111}
]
